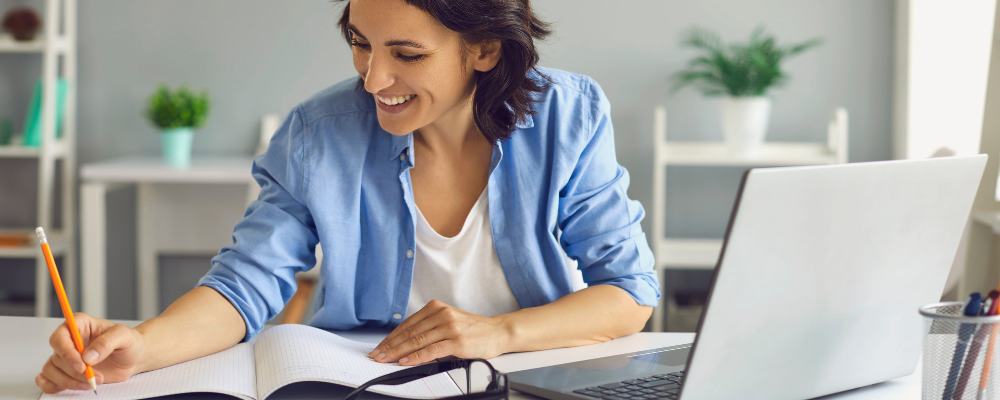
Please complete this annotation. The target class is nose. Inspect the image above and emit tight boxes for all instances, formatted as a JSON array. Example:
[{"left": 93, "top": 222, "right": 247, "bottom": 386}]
[{"left": 363, "top": 51, "right": 394, "bottom": 94}]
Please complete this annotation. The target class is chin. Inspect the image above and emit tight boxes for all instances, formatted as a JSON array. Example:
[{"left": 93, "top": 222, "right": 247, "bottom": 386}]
[{"left": 376, "top": 115, "right": 415, "bottom": 136}]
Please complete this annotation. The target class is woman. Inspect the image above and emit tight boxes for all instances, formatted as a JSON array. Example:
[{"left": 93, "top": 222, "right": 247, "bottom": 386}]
[{"left": 36, "top": 0, "right": 658, "bottom": 393}]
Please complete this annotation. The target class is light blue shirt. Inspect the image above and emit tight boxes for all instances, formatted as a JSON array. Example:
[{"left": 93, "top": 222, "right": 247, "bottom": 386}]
[{"left": 198, "top": 67, "right": 659, "bottom": 341}]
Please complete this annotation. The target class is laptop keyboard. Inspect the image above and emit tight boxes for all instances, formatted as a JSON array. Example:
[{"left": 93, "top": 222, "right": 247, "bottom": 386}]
[{"left": 571, "top": 371, "right": 685, "bottom": 400}]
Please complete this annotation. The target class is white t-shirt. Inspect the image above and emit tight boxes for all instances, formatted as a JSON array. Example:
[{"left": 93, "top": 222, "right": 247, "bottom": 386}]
[{"left": 405, "top": 188, "right": 521, "bottom": 319}]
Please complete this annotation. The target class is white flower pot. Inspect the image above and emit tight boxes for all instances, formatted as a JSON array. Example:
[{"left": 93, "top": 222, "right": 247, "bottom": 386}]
[{"left": 720, "top": 97, "right": 772, "bottom": 156}]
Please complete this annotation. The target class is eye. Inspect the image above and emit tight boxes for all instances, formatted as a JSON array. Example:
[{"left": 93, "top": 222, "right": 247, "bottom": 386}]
[
  {"left": 349, "top": 31, "right": 371, "bottom": 50},
  {"left": 350, "top": 39, "right": 371, "bottom": 51},
  {"left": 396, "top": 53, "right": 424, "bottom": 62}
]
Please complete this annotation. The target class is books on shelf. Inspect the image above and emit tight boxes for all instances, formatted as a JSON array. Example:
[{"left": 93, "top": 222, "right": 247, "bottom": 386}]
[
  {"left": 22, "top": 77, "right": 69, "bottom": 147},
  {"left": 0, "top": 232, "right": 32, "bottom": 247}
]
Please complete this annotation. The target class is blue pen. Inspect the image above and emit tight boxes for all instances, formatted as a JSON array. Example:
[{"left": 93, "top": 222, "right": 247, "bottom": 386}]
[
  {"left": 954, "top": 290, "right": 999, "bottom": 399},
  {"left": 943, "top": 292, "right": 982, "bottom": 400}
]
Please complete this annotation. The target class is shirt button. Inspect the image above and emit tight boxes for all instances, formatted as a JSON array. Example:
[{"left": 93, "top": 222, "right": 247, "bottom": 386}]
[
  {"left": 406, "top": 249, "right": 414, "bottom": 258},
  {"left": 392, "top": 313, "right": 402, "bottom": 319},
  {"left": 400, "top": 150, "right": 406, "bottom": 161}
]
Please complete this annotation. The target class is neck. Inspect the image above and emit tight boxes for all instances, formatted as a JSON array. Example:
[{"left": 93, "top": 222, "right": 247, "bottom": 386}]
[{"left": 414, "top": 89, "right": 487, "bottom": 157}]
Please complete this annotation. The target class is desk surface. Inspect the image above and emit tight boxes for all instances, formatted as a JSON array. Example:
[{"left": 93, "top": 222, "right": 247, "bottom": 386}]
[
  {"left": 0, "top": 317, "right": 920, "bottom": 400},
  {"left": 80, "top": 156, "right": 255, "bottom": 183}
]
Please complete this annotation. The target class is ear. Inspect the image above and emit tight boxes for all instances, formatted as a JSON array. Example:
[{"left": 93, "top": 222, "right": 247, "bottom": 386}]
[{"left": 471, "top": 40, "right": 502, "bottom": 73}]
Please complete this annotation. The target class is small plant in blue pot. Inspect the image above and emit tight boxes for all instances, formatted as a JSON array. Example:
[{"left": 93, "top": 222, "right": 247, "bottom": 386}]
[{"left": 144, "top": 84, "right": 210, "bottom": 168}]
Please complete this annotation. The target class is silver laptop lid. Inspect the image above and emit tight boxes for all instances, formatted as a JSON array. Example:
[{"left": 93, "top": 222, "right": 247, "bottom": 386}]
[{"left": 679, "top": 155, "right": 987, "bottom": 400}]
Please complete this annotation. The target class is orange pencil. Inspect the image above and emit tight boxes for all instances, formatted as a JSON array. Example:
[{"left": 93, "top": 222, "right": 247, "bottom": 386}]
[
  {"left": 36, "top": 227, "right": 97, "bottom": 394},
  {"left": 979, "top": 283, "right": 1000, "bottom": 400}
]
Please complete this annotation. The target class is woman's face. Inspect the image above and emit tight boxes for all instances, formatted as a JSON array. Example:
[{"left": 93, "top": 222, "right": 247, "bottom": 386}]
[{"left": 348, "top": 0, "right": 495, "bottom": 136}]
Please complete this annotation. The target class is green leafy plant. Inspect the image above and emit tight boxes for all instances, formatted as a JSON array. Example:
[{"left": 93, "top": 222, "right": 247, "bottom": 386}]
[
  {"left": 671, "top": 27, "right": 821, "bottom": 97},
  {"left": 144, "top": 84, "right": 211, "bottom": 130}
]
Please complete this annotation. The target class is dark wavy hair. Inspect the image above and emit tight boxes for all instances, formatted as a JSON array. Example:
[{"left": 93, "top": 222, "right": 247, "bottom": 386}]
[{"left": 333, "top": 0, "right": 551, "bottom": 144}]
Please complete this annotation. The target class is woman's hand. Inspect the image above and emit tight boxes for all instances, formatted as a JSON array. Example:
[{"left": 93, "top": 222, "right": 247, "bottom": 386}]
[
  {"left": 369, "top": 300, "right": 511, "bottom": 366},
  {"left": 36, "top": 313, "right": 146, "bottom": 394}
]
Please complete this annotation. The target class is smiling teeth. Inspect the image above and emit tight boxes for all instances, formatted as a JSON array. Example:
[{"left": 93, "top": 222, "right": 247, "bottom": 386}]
[{"left": 377, "top": 94, "right": 414, "bottom": 106}]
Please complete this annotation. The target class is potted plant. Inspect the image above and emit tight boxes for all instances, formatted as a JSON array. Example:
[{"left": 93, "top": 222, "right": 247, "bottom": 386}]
[
  {"left": 672, "top": 27, "right": 821, "bottom": 155},
  {"left": 144, "top": 84, "right": 210, "bottom": 168}
]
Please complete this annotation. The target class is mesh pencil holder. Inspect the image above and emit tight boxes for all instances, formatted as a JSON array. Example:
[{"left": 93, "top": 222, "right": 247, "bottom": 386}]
[{"left": 920, "top": 302, "right": 1000, "bottom": 400}]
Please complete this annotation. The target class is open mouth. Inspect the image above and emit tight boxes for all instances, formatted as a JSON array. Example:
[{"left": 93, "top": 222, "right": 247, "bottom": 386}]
[{"left": 376, "top": 94, "right": 416, "bottom": 106}]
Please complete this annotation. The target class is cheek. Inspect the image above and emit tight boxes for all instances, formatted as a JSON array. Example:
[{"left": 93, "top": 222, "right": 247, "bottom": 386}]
[{"left": 352, "top": 51, "right": 368, "bottom": 76}]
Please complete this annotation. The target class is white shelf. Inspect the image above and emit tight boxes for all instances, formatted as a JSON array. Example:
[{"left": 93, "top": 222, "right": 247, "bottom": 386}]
[
  {"left": 0, "top": 229, "right": 66, "bottom": 259},
  {"left": 648, "top": 106, "right": 849, "bottom": 332},
  {"left": 0, "top": 0, "right": 78, "bottom": 318},
  {"left": 0, "top": 140, "right": 70, "bottom": 158},
  {"left": 0, "top": 34, "right": 68, "bottom": 54},
  {"left": 655, "top": 238, "right": 722, "bottom": 270},
  {"left": 659, "top": 142, "right": 840, "bottom": 166},
  {"left": 81, "top": 156, "right": 256, "bottom": 184}
]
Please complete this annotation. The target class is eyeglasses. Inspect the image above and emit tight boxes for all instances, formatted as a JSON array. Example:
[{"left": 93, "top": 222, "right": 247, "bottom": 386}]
[{"left": 345, "top": 358, "right": 508, "bottom": 400}]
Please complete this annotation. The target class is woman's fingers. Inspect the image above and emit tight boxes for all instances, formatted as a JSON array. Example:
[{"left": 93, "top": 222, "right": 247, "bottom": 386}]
[
  {"left": 83, "top": 324, "right": 136, "bottom": 366},
  {"left": 375, "top": 309, "right": 452, "bottom": 360},
  {"left": 41, "top": 357, "right": 90, "bottom": 392},
  {"left": 397, "top": 339, "right": 457, "bottom": 366},
  {"left": 49, "top": 322, "right": 86, "bottom": 373},
  {"left": 36, "top": 373, "right": 65, "bottom": 394},
  {"left": 380, "top": 319, "right": 457, "bottom": 363},
  {"left": 51, "top": 353, "right": 100, "bottom": 385},
  {"left": 371, "top": 300, "right": 447, "bottom": 357}
]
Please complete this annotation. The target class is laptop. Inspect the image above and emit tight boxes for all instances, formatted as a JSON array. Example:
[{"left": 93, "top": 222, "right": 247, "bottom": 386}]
[{"left": 507, "top": 155, "right": 988, "bottom": 400}]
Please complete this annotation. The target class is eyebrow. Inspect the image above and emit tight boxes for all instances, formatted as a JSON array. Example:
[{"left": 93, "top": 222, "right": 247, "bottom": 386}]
[{"left": 346, "top": 23, "right": 427, "bottom": 49}]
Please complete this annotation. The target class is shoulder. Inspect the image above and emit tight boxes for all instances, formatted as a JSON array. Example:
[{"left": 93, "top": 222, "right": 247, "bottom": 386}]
[
  {"left": 531, "top": 67, "right": 608, "bottom": 110},
  {"left": 294, "top": 76, "right": 376, "bottom": 127},
  {"left": 519, "top": 67, "right": 609, "bottom": 149}
]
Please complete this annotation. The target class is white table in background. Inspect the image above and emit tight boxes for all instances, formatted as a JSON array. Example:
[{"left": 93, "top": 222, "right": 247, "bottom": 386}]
[
  {"left": 80, "top": 156, "right": 255, "bottom": 320},
  {"left": 0, "top": 316, "right": 920, "bottom": 400}
]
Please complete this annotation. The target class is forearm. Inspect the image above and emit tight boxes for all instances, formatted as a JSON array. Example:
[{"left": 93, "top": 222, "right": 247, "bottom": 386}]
[
  {"left": 496, "top": 285, "right": 652, "bottom": 354},
  {"left": 133, "top": 286, "right": 246, "bottom": 373}
]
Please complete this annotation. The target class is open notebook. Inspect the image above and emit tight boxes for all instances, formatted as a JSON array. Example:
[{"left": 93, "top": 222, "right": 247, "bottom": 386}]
[{"left": 41, "top": 324, "right": 462, "bottom": 400}]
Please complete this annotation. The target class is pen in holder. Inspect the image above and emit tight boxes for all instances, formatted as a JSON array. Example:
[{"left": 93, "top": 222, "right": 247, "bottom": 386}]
[{"left": 920, "top": 302, "right": 1000, "bottom": 400}]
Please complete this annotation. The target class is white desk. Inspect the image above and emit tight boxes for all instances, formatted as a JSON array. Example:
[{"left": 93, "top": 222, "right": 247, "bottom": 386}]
[
  {"left": 0, "top": 316, "right": 920, "bottom": 400},
  {"left": 80, "top": 156, "right": 256, "bottom": 320}
]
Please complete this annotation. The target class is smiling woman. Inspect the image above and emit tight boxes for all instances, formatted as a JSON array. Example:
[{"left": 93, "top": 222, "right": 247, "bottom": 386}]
[
  {"left": 336, "top": 0, "right": 551, "bottom": 143},
  {"left": 35, "top": 0, "right": 660, "bottom": 394}
]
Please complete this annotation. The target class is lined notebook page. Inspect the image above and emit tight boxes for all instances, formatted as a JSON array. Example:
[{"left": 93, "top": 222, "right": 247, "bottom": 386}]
[
  {"left": 40, "top": 342, "right": 257, "bottom": 400},
  {"left": 254, "top": 324, "right": 462, "bottom": 399}
]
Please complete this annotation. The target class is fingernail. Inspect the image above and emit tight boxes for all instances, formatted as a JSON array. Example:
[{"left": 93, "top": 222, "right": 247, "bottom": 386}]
[
  {"left": 400, "top": 357, "right": 409, "bottom": 364},
  {"left": 376, "top": 352, "right": 386, "bottom": 360},
  {"left": 83, "top": 349, "right": 98, "bottom": 364},
  {"left": 80, "top": 382, "right": 91, "bottom": 390}
]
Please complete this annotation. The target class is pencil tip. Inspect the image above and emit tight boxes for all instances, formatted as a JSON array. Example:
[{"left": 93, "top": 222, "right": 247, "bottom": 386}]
[{"left": 93, "top": 390, "right": 97, "bottom": 395}]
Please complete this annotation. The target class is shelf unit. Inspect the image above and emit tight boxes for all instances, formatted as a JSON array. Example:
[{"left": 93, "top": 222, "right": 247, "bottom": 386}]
[
  {"left": 0, "top": 0, "right": 78, "bottom": 317},
  {"left": 649, "top": 105, "right": 848, "bottom": 332}
]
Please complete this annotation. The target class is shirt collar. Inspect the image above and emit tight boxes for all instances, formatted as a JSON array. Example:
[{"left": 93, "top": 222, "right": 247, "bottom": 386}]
[
  {"left": 516, "top": 114, "right": 534, "bottom": 129},
  {"left": 387, "top": 114, "right": 532, "bottom": 162},
  {"left": 389, "top": 132, "right": 414, "bottom": 162}
]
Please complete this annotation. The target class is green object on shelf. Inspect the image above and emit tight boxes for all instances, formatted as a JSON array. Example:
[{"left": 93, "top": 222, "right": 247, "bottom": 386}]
[
  {"left": 160, "top": 127, "right": 193, "bottom": 168},
  {"left": 0, "top": 118, "right": 12, "bottom": 145},
  {"left": 22, "top": 78, "right": 69, "bottom": 147}
]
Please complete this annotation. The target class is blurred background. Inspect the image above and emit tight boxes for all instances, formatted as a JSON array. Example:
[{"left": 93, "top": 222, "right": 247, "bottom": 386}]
[{"left": 0, "top": 0, "right": 997, "bottom": 333}]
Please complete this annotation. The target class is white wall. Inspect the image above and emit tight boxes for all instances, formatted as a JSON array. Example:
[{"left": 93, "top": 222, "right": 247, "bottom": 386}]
[{"left": 894, "top": 0, "right": 997, "bottom": 160}]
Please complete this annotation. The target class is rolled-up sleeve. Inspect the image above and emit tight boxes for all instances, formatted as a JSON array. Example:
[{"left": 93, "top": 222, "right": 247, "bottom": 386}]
[
  {"left": 198, "top": 106, "right": 319, "bottom": 341},
  {"left": 557, "top": 78, "right": 660, "bottom": 307}
]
